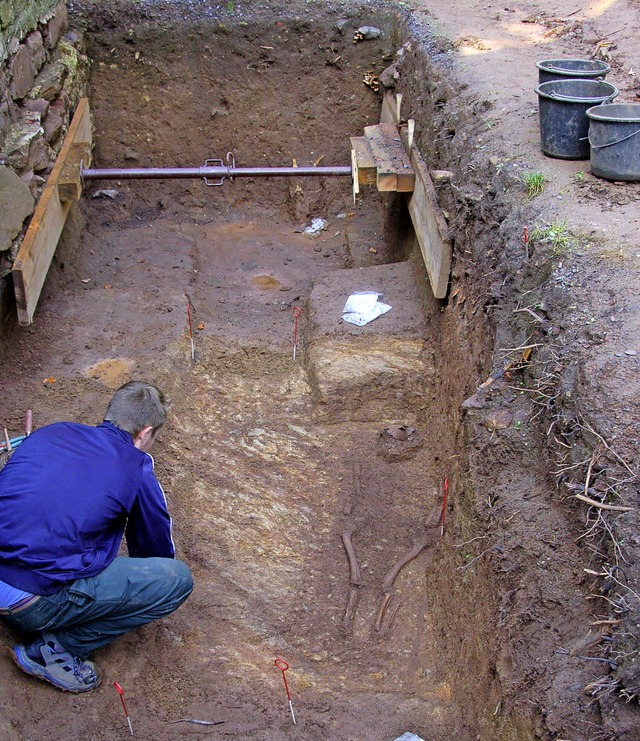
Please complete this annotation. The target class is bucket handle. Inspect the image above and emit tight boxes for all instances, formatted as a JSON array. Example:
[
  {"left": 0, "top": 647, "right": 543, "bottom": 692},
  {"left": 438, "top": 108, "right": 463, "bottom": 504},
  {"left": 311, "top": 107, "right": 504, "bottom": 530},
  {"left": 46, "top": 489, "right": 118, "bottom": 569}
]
[
  {"left": 547, "top": 91, "right": 617, "bottom": 103},
  {"left": 588, "top": 127, "right": 640, "bottom": 150},
  {"left": 545, "top": 63, "right": 606, "bottom": 82}
]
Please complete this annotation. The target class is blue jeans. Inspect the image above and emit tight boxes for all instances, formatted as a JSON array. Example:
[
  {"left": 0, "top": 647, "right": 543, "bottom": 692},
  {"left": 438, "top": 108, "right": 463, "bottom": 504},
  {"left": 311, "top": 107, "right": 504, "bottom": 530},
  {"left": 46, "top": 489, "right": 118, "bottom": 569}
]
[{"left": 1, "top": 557, "right": 193, "bottom": 658}]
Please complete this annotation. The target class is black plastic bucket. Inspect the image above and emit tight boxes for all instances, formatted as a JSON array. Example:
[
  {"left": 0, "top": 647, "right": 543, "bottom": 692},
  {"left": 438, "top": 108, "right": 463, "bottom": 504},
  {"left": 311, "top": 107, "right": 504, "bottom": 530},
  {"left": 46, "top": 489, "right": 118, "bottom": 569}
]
[
  {"left": 587, "top": 103, "right": 640, "bottom": 182},
  {"left": 536, "top": 58, "right": 611, "bottom": 85},
  {"left": 534, "top": 79, "right": 619, "bottom": 159}
]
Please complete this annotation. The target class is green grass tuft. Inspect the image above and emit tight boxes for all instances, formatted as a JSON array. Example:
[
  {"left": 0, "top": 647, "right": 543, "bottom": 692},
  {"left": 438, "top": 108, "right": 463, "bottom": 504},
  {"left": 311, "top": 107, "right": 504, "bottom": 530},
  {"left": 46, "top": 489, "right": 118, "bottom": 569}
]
[
  {"left": 521, "top": 171, "right": 548, "bottom": 199},
  {"left": 529, "top": 221, "right": 571, "bottom": 255}
]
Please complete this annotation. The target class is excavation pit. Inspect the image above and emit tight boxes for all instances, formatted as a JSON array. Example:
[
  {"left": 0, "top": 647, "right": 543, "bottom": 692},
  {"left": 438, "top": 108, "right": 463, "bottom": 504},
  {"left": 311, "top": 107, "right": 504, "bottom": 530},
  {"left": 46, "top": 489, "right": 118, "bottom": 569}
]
[
  {"left": 2, "top": 7, "right": 470, "bottom": 738},
  {"left": 2, "top": 2, "right": 635, "bottom": 740}
]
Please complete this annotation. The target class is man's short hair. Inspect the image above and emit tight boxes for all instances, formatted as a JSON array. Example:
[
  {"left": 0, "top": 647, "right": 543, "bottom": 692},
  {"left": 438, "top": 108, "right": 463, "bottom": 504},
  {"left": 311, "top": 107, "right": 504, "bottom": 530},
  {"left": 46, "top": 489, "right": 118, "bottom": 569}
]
[{"left": 104, "top": 381, "right": 169, "bottom": 436}]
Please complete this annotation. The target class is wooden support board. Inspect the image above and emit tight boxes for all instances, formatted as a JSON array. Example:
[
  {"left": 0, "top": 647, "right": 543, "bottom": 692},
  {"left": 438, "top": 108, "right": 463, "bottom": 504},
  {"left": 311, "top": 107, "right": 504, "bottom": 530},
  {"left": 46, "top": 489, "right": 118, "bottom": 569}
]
[
  {"left": 58, "top": 141, "right": 92, "bottom": 202},
  {"left": 406, "top": 146, "right": 452, "bottom": 299},
  {"left": 12, "top": 98, "right": 92, "bottom": 326},
  {"left": 350, "top": 136, "right": 377, "bottom": 187},
  {"left": 379, "top": 89, "right": 452, "bottom": 298},
  {"left": 364, "top": 122, "right": 415, "bottom": 192}
]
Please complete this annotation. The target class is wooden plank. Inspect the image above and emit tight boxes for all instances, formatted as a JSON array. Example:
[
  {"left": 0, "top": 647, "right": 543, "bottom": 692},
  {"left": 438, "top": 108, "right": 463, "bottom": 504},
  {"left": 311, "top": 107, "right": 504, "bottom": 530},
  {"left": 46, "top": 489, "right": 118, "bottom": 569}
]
[
  {"left": 380, "top": 89, "right": 399, "bottom": 125},
  {"left": 364, "top": 122, "right": 415, "bottom": 193},
  {"left": 12, "top": 98, "right": 92, "bottom": 325},
  {"left": 382, "top": 104, "right": 452, "bottom": 299},
  {"left": 407, "top": 145, "right": 452, "bottom": 299},
  {"left": 58, "top": 142, "right": 92, "bottom": 202},
  {"left": 350, "top": 136, "right": 377, "bottom": 186}
]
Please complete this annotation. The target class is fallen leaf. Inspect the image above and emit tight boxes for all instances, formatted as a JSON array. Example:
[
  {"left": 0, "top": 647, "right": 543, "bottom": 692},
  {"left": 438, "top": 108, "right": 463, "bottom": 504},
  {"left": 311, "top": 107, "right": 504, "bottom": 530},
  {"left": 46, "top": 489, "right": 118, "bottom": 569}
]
[
  {"left": 42, "top": 377, "right": 56, "bottom": 384},
  {"left": 104, "top": 283, "right": 113, "bottom": 290},
  {"left": 196, "top": 322, "right": 205, "bottom": 330}
]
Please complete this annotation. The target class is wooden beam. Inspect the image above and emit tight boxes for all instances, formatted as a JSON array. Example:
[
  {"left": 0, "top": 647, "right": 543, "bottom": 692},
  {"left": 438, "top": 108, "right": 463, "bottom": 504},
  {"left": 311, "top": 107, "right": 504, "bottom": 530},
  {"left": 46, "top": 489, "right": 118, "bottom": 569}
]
[
  {"left": 12, "top": 98, "right": 92, "bottom": 326},
  {"left": 364, "top": 122, "right": 414, "bottom": 193},
  {"left": 364, "top": 124, "right": 397, "bottom": 191}
]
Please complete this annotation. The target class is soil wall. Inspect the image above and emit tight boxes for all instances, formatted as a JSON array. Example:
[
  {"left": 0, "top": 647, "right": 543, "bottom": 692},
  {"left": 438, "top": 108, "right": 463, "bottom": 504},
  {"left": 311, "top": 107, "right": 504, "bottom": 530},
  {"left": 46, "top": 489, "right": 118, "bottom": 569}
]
[{"left": 392, "top": 11, "right": 640, "bottom": 740}]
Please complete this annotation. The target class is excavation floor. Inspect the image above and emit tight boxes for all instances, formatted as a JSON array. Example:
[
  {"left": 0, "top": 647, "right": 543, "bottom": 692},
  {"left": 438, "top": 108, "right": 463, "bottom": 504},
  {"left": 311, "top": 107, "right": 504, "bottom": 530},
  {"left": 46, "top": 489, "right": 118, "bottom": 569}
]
[{"left": 0, "top": 211, "right": 454, "bottom": 741}]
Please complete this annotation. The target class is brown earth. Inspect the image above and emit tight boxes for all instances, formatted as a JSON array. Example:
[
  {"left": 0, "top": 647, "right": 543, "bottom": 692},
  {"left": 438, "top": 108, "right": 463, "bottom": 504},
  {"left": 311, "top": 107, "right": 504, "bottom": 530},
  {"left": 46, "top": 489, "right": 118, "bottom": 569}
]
[{"left": 0, "top": 0, "right": 639, "bottom": 740}]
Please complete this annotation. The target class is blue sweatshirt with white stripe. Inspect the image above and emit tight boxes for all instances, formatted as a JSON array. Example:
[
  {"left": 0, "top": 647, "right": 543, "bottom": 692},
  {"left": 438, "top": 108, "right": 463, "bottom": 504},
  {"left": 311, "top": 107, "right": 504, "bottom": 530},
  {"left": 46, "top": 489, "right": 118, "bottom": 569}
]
[{"left": 0, "top": 421, "right": 175, "bottom": 595}]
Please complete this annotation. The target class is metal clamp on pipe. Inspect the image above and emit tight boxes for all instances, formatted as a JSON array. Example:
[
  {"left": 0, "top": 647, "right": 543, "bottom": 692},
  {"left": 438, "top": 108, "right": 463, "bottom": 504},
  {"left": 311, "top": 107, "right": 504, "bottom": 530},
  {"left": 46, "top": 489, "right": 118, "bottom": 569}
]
[{"left": 203, "top": 152, "right": 235, "bottom": 186}]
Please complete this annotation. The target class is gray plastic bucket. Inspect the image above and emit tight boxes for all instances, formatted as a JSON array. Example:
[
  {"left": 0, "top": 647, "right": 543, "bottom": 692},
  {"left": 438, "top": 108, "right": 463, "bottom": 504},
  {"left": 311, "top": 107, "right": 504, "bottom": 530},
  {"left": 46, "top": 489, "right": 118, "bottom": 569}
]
[
  {"left": 535, "top": 79, "right": 619, "bottom": 159},
  {"left": 536, "top": 58, "right": 611, "bottom": 85},
  {"left": 587, "top": 103, "right": 640, "bottom": 182}
]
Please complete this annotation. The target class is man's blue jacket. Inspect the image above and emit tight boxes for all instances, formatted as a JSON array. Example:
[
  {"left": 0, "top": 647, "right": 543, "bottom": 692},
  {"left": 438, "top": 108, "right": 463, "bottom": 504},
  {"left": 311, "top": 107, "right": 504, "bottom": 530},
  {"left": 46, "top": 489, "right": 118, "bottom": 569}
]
[{"left": 0, "top": 420, "right": 175, "bottom": 595}]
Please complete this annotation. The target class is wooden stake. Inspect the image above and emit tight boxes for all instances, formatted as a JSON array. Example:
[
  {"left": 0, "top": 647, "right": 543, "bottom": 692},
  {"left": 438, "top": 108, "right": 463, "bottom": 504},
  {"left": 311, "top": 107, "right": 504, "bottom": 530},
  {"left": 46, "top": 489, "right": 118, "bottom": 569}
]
[{"left": 407, "top": 119, "right": 415, "bottom": 151}]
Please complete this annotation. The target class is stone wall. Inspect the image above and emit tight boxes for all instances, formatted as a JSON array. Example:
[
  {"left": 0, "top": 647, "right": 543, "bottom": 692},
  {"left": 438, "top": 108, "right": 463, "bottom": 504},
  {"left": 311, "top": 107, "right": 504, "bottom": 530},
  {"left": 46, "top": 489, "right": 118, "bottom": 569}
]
[{"left": 0, "top": 0, "right": 89, "bottom": 334}]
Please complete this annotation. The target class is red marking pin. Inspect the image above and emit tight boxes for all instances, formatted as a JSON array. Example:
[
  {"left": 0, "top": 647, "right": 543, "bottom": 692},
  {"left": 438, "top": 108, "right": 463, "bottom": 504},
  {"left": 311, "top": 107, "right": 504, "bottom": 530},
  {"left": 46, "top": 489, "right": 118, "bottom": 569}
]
[
  {"left": 114, "top": 682, "right": 134, "bottom": 736},
  {"left": 275, "top": 658, "right": 297, "bottom": 724}
]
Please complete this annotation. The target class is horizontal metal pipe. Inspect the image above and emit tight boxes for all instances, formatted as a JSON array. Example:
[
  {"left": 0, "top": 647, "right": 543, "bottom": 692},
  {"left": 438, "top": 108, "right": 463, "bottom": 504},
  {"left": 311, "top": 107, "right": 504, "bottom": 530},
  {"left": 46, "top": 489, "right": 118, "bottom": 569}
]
[{"left": 82, "top": 165, "right": 353, "bottom": 180}]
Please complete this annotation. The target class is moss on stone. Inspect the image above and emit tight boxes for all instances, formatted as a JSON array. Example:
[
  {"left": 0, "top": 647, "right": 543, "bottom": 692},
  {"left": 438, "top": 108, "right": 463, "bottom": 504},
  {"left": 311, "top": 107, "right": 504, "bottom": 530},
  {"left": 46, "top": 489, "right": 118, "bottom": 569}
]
[
  {"left": 0, "top": 1, "right": 60, "bottom": 63},
  {"left": 57, "top": 37, "right": 77, "bottom": 74}
]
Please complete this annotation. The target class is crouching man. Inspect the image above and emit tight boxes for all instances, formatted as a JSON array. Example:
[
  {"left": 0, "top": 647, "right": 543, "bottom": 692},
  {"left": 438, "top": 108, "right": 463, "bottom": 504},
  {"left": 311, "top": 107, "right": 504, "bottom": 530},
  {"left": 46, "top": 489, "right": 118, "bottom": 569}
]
[{"left": 0, "top": 381, "right": 193, "bottom": 693}]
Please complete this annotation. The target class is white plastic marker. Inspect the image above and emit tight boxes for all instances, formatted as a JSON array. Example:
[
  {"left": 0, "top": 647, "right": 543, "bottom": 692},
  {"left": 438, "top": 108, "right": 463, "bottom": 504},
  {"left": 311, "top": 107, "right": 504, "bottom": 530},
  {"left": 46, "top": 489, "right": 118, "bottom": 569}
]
[
  {"left": 274, "top": 658, "right": 297, "bottom": 724},
  {"left": 114, "top": 682, "right": 134, "bottom": 736},
  {"left": 187, "top": 300, "right": 195, "bottom": 361}
]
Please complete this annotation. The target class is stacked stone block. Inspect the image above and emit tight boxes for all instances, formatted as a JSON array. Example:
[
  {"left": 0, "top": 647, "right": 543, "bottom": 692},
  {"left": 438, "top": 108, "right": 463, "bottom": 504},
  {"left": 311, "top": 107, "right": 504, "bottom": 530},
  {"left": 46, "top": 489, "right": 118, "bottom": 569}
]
[{"left": 0, "top": 0, "right": 89, "bottom": 282}]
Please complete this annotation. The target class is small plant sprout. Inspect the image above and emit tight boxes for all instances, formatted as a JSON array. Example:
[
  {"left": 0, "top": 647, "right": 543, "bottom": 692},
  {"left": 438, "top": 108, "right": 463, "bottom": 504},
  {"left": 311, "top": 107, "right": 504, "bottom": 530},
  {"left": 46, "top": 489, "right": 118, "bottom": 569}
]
[
  {"left": 522, "top": 171, "right": 548, "bottom": 199},
  {"left": 575, "top": 171, "right": 585, "bottom": 182},
  {"left": 529, "top": 221, "right": 571, "bottom": 255}
]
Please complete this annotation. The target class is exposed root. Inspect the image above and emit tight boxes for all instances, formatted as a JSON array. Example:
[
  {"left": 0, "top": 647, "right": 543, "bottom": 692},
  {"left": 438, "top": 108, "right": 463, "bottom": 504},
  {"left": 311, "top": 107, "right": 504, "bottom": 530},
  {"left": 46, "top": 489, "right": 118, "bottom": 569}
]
[
  {"left": 381, "top": 536, "right": 431, "bottom": 592},
  {"left": 342, "top": 588, "right": 360, "bottom": 636},
  {"left": 342, "top": 530, "right": 363, "bottom": 587}
]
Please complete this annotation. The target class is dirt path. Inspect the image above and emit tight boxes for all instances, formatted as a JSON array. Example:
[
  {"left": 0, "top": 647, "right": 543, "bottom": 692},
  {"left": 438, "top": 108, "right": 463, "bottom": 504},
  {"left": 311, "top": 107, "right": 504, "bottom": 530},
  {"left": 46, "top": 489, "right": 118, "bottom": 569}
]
[{"left": 0, "top": 0, "right": 639, "bottom": 739}]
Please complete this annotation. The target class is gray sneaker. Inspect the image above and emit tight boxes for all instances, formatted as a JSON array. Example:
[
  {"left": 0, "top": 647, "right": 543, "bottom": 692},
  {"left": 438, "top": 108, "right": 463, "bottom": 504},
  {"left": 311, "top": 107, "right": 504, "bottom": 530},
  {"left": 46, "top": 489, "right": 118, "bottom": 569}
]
[{"left": 13, "top": 633, "right": 99, "bottom": 693}]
